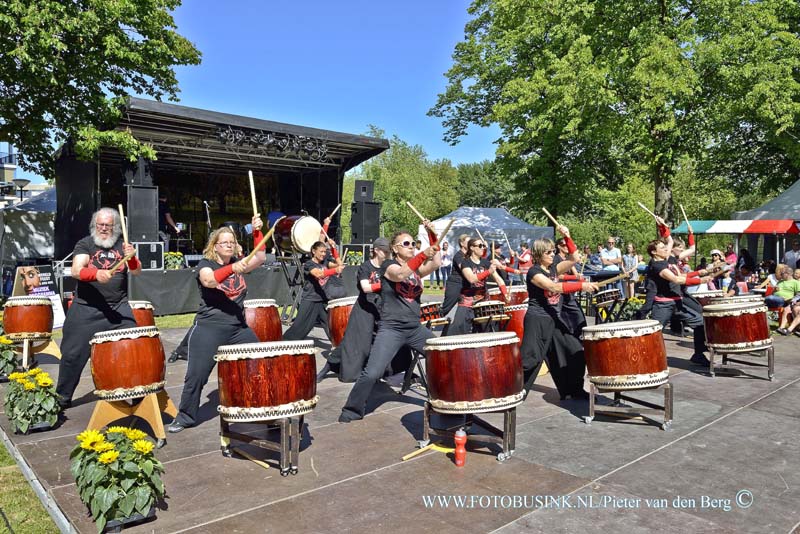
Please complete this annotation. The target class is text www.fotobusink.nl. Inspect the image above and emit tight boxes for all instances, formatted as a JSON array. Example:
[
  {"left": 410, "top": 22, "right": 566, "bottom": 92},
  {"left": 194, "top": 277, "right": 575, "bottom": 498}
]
[{"left": 421, "top": 491, "right": 754, "bottom": 512}]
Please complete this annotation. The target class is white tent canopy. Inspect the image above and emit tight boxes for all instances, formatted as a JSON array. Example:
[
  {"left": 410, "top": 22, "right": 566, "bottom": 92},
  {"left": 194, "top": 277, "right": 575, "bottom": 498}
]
[
  {"left": 0, "top": 187, "right": 56, "bottom": 266},
  {"left": 417, "top": 206, "right": 552, "bottom": 254},
  {"left": 733, "top": 178, "right": 800, "bottom": 220}
]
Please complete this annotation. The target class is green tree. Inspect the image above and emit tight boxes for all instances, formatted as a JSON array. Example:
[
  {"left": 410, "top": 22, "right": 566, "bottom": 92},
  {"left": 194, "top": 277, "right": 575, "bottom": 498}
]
[
  {"left": 0, "top": 0, "right": 201, "bottom": 177},
  {"left": 456, "top": 160, "right": 518, "bottom": 210},
  {"left": 430, "top": 0, "right": 800, "bottom": 223}
]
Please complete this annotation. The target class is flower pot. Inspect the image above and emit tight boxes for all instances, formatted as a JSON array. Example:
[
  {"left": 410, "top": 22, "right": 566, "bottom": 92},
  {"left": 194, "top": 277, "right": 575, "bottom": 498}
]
[
  {"left": 14, "top": 420, "right": 55, "bottom": 435},
  {"left": 104, "top": 506, "right": 156, "bottom": 533}
]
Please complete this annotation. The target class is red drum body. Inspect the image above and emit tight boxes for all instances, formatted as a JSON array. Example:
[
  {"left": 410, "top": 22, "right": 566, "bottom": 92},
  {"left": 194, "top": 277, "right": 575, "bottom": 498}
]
[
  {"left": 706, "top": 294, "right": 764, "bottom": 307},
  {"left": 420, "top": 301, "right": 442, "bottom": 323},
  {"left": 702, "top": 302, "right": 771, "bottom": 353},
  {"left": 691, "top": 290, "right": 724, "bottom": 306},
  {"left": 2, "top": 296, "right": 54, "bottom": 341},
  {"left": 274, "top": 215, "right": 322, "bottom": 253},
  {"left": 503, "top": 304, "right": 528, "bottom": 343},
  {"left": 594, "top": 289, "right": 621, "bottom": 307},
  {"left": 424, "top": 332, "right": 523, "bottom": 413},
  {"left": 488, "top": 286, "right": 528, "bottom": 305},
  {"left": 244, "top": 299, "right": 282, "bottom": 342},
  {"left": 216, "top": 340, "right": 318, "bottom": 421},
  {"left": 326, "top": 297, "right": 356, "bottom": 348},
  {"left": 472, "top": 300, "right": 505, "bottom": 319},
  {"left": 129, "top": 300, "right": 155, "bottom": 327},
  {"left": 90, "top": 327, "right": 166, "bottom": 400},
  {"left": 582, "top": 320, "right": 668, "bottom": 390}
]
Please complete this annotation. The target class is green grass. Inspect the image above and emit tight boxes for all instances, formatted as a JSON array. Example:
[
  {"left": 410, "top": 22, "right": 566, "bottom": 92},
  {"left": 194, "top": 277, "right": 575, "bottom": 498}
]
[
  {"left": 154, "top": 313, "right": 196, "bottom": 329},
  {"left": 0, "top": 440, "right": 59, "bottom": 533}
]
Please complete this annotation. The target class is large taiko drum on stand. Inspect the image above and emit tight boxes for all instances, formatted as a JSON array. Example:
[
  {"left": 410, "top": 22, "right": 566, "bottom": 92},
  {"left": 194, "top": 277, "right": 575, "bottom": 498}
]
[
  {"left": 244, "top": 299, "right": 282, "bottom": 342},
  {"left": 2, "top": 296, "right": 54, "bottom": 341},
  {"left": 702, "top": 302, "right": 771, "bottom": 353},
  {"left": 488, "top": 286, "right": 528, "bottom": 305},
  {"left": 326, "top": 297, "right": 356, "bottom": 347},
  {"left": 90, "top": 327, "right": 166, "bottom": 401},
  {"left": 423, "top": 332, "right": 524, "bottom": 414},
  {"left": 129, "top": 300, "right": 155, "bottom": 327},
  {"left": 689, "top": 289, "right": 724, "bottom": 306},
  {"left": 706, "top": 294, "right": 764, "bottom": 307},
  {"left": 582, "top": 320, "right": 668, "bottom": 390},
  {"left": 274, "top": 215, "right": 322, "bottom": 253},
  {"left": 215, "top": 340, "right": 318, "bottom": 422}
]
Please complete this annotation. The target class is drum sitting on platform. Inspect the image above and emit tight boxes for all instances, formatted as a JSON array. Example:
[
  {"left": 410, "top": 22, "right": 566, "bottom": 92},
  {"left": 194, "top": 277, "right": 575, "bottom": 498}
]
[
  {"left": 423, "top": 332, "right": 523, "bottom": 414},
  {"left": 274, "top": 215, "right": 322, "bottom": 253},
  {"left": 129, "top": 300, "right": 155, "bottom": 327},
  {"left": 2, "top": 296, "right": 54, "bottom": 341},
  {"left": 702, "top": 302, "right": 771, "bottom": 353},
  {"left": 215, "top": 340, "right": 318, "bottom": 422},
  {"left": 690, "top": 289, "right": 724, "bottom": 306},
  {"left": 326, "top": 296, "right": 356, "bottom": 348},
  {"left": 472, "top": 300, "right": 505, "bottom": 320},
  {"left": 90, "top": 327, "right": 166, "bottom": 401},
  {"left": 420, "top": 301, "right": 443, "bottom": 324},
  {"left": 706, "top": 294, "right": 764, "bottom": 307},
  {"left": 582, "top": 320, "right": 668, "bottom": 390},
  {"left": 244, "top": 299, "right": 282, "bottom": 342},
  {"left": 594, "top": 289, "right": 621, "bottom": 308},
  {"left": 488, "top": 286, "right": 528, "bottom": 305}
]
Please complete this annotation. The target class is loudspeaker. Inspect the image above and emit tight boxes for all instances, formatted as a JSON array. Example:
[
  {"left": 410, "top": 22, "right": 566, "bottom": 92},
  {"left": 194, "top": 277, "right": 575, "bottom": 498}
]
[
  {"left": 134, "top": 242, "right": 164, "bottom": 270},
  {"left": 350, "top": 201, "right": 381, "bottom": 244},
  {"left": 123, "top": 157, "right": 154, "bottom": 187},
  {"left": 127, "top": 186, "right": 159, "bottom": 242},
  {"left": 354, "top": 180, "right": 374, "bottom": 202}
]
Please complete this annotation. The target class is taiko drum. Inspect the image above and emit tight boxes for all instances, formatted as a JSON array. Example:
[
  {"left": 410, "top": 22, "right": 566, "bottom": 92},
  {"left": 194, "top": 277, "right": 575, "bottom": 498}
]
[
  {"left": 690, "top": 289, "right": 724, "bottom": 307},
  {"left": 2, "top": 296, "right": 54, "bottom": 341},
  {"left": 420, "top": 301, "right": 443, "bottom": 324},
  {"left": 582, "top": 320, "right": 668, "bottom": 390},
  {"left": 423, "top": 332, "right": 524, "bottom": 414},
  {"left": 215, "top": 340, "right": 318, "bottom": 422},
  {"left": 274, "top": 215, "right": 322, "bottom": 254},
  {"left": 702, "top": 302, "right": 771, "bottom": 353},
  {"left": 129, "top": 300, "right": 155, "bottom": 327},
  {"left": 502, "top": 303, "right": 528, "bottom": 344},
  {"left": 706, "top": 294, "right": 765, "bottom": 307},
  {"left": 326, "top": 297, "right": 356, "bottom": 348},
  {"left": 90, "top": 327, "right": 166, "bottom": 401},
  {"left": 244, "top": 299, "right": 282, "bottom": 342},
  {"left": 488, "top": 285, "right": 528, "bottom": 305}
]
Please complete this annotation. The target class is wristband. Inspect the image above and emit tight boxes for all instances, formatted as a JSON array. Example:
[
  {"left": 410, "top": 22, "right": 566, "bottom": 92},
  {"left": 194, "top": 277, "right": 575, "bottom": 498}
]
[
  {"left": 564, "top": 236, "right": 577, "bottom": 254},
  {"left": 686, "top": 270, "right": 701, "bottom": 278},
  {"left": 426, "top": 228, "right": 438, "bottom": 246},
  {"left": 322, "top": 222, "right": 329, "bottom": 235},
  {"left": 406, "top": 251, "right": 428, "bottom": 272},
  {"left": 562, "top": 274, "right": 578, "bottom": 281},
  {"left": 369, "top": 282, "right": 382, "bottom": 292},
  {"left": 499, "top": 285, "right": 508, "bottom": 301},
  {"left": 322, "top": 267, "right": 338, "bottom": 277},
  {"left": 79, "top": 267, "right": 98, "bottom": 282},
  {"left": 253, "top": 229, "right": 265, "bottom": 251},
  {"left": 214, "top": 264, "right": 235, "bottom": 283},
  {"left": 688, "top": 232, "right": 695, "bottom": 247},
  {"left": 476, "top": 270, "right": 492, "bottom": 281},
  {"left": 562, "top": 281, "right": 583, "bottom": 294},
  {"left": 330, "top": 247, "right": 340, "bottom": 260},
  {"left": 504, "top": 266, "right": 517, "bottom": 274},
  {"left": 657, "top": 223, "right": 670, "bottom": 238},
  {"left": 685, "top": 276, "right": 702, "bottom": 286},
  {"left": 126, "top": 256, "right": 141, "bottom": 270}
]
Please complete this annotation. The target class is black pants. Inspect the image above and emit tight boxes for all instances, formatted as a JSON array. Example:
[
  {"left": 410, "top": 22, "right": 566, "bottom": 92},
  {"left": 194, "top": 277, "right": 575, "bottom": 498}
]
[
  {"left": 651, "top": 299, "right": 707, "bottom": 356},
  {"left": 520, "top": 311, "right": 585, "bottom": 397},
  {"left": 441, "top": 278, "right": 461, "bottom": 316},
  {"left": 175, "top": 320, "right": 259, "bottom": 427},
  {"left": 283, "top": 300, "right": 330, "bottom": 342},
  {"left": 335, "top": 299, "right": 379, "bottom": 382},
  {"left": 56, "top": 301, "right": 137, "bottom": 403},
  {"left": 447, "top": 305, "right": 474, "bottom": 336},
  {"left": 340, "top": 322, "right": 434, "bottom": 421}
]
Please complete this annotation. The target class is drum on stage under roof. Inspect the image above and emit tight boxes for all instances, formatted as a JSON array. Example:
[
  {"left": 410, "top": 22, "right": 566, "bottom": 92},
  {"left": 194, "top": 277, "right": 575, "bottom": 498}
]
[
  {"left": 274, "top": 215, "right": 322, "bottom": 254},
  {"left": 326, "top": 297, "right": 357, "bottom": 348},
  {"left": 2, "top": 296, "right": 54, "bottom": 341},
  {"left": 702, "top": 302, "right": 771, "bottom": 353},
  {"left": 90, "top": 326, "right": 166, "bottom": 401},
  {"left": 244, "top": 299, "right": 282, "bottom": 342}
]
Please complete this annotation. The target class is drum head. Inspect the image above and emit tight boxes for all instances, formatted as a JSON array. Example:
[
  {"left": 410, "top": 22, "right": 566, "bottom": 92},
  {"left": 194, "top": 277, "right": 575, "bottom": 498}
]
[
  {"left": 702, "top": 302, "right": 768, "bottom": 316},
  {"left": 326, "top": 296, "right": 358, "bottom": 310},
  {"left": 90, "top": 326, "right": 160, "bottom": 344},
  {"left": 424, "top": 331, "right": 518, "bottom": 351},
  {"left": 582, "top": 319, "right": 661, "bottom": 340},
  {"left": 128, "top": 300, "right": 154, "bottom": 310},
  {"left": 244, "top": 299, "right": 278, "bottom": 308},
  {"left": 4, "top": 296, "right": 53, "bottom": 307},
  {"left": 291, "top": 216, "right": 322, "bottom": 253},
  {"left": 216, "top": 340, "right": 315, "bottom": 360}
]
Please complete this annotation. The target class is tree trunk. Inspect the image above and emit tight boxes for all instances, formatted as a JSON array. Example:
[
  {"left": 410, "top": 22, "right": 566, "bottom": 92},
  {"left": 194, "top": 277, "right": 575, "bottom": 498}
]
[{"left": 653, "top": 166, "right": 673, "bottom": 226}]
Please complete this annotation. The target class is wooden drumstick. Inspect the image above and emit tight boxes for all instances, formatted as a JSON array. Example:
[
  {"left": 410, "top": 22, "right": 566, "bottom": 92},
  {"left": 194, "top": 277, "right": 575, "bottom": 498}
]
[
  {"left": 406, "top": 201, "right": 427, "bottom": 222},
  {"left": 117, "top": 204, "right": 129, "bottom": 245},
  {"left": 679, "top": 204, "right": 692, "bottom": 234},
  {"left": 436, "top": 219, "right": 454, "bottom": 248},
  {"left": 636, "top": 201, "right": 659, "bottom": 221},
  {"left": 248, "top": 170, "right": 259, "bottom": 218},
  {"left": 475, "top": 227, "right": 486, "bottom": 246},
  {"left": 341, "top": 247, "right": 349, "bottom": 265},
  {"left": 502, "top": 230, "right": 512, "bottom": 251},
  {"left": 541, "top": 207, "right": 560, "bottom": 228},
  {"left": 108, "top": 253, "right": 134, "bottom": 275},
  {"left": 243, "top": 216, "right": 285, "bottom": 264},
  {"left": 328, "top": 203, "right": 342, "bottom": 220},
  {"left": 492, "top": 240, "right": 495, "bottom": 261}
]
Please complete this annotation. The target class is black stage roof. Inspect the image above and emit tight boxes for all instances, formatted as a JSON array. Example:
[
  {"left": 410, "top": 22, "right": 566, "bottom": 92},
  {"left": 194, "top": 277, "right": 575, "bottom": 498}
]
[{"left": 99, "top": 97, "right": 389, "bottom": 177}]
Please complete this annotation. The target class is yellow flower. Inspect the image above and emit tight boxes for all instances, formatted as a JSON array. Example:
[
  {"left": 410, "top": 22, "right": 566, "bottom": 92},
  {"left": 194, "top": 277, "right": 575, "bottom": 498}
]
[
  {"left": 23, "top": 381, "right": 36, "bottom": 390},
  {"left": 97, "top": 450, "right": 120, "bottom": 464},
  {"left": 77, "top": 429, "right": 104, "bottom": 445},
  {"left": 132, "top": 439, "right": 154, "bottom": 455},
  {"left": 26, "top": 367, "right": 42, "bottom": 376},
  {"left": 0, "top": 335, "right": 12, "bottom": 345},
  {"left": 106, "top": 426, "right": 128, "bottom": 435},
  {"left": 124, "top": 429, "right": 148, "bottom": 441},
  {"left": 35, "top": 376, "right": 53, "bottom": 387},
  {"left": 15, "top": 378, "right": 27, "bottom": 385},
  {"left": 93, "top": 441, "right": 115, "bottom": 453},
  {"left": 7, "top": 372, "right": 24, "bottom": 380}
]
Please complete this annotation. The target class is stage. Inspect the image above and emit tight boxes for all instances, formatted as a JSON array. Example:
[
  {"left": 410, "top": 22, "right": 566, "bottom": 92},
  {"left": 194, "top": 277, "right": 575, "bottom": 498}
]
[{"left": 2, "top": 321, "right": 800, "bottom": 533}]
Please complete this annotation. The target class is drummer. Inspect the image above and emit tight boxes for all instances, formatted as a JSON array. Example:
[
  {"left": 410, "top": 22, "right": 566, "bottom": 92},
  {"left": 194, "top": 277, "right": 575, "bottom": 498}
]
[
  {"left": 56, "top": 208, "right": 141, "bottom": 409},
  {"left": 441, "top": 234, "right": 470, "bottom": 316},
  {"left": 168, "top": 216, "right": 266, "bottom": 433},
  {"left": 520, "top": 227, "right": 598, "bottom": 398},
  {"left": 554, "top": 237, "right": 587, "bottom": 335},
  {"left": 339, "top": 231, "right": 441, "bottom": 422}
]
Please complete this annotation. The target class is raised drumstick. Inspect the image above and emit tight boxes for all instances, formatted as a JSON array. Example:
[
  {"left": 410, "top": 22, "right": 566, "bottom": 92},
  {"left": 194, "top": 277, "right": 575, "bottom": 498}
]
[
  {"left": 248, "top": 170, "right": 259, "bottom": 218},
  {"left": 328, "top": 203, "right": 342, "bottom": 220},
  {"left": 406, "top": 201, "right": 426, "bottom": 222},
  {"left": 243, "top": 216, "right": 285, "bottom": 264},
  {"left": 679, "top": 204, "right": 693, "bottom": 234},
  {"left": 636, "top": 201, "right": 659, "bottom": 220},
  {"left": 117, "top": 204, "right": 129, "bottom": 245},
  {"left": 436, "top": 219, "right": 454, "bottom": 247},
  {"left": 541, "top": 207, "right": 560, "bottom": 228}
]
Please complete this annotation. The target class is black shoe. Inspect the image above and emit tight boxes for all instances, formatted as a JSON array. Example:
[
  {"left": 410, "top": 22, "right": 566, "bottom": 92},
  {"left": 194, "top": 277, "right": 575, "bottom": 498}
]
[
  {"left": 168, "top": 351, "right": 186, "bottom": 363},
  {"left": 58, "top": 398, "right": 72, "bottom": 410},
  {"left": 690, "top": 353, "right": 711, "bottom": 366},
  {"left": 776, "top": 328, "right": 789, "bottom": 336},
  {"left": 167, "top": 421, "right": 187, "bottom": 433}
]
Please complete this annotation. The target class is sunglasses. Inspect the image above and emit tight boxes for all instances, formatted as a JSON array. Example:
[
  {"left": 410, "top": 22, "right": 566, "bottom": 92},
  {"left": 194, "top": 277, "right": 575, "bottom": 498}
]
[
  {"left": 396, "top": 240, "right": 414, "bottom": 248},
  {"left": 474, "top": 244, "right": 486, "bottom": 249},
  {"left": 544, "top": 250, "right": 556, "bottom": 255}
]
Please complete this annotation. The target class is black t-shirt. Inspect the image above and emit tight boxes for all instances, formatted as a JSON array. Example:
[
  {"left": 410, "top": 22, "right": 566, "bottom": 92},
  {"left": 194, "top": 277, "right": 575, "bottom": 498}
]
[
  {"left": 526, "top": 263, "right": 562, "bottom": 319},
  {"left": 648, "top": 258, "right": 682, "bottom": 299},
  {"left": 158, "top": 199, "right": 170, "bottom": 232},
  {"left": 554, "top": 253, "right": 576, "bottom": 303},
  {"left": 494, "top": 253, "right": 509, "bottom": 284},
  {"left": 448, "top": 251, "right": 466, "bottom": 285},
  {"left": 379, "top": 259, "right": 423, "bottom": 325},
  {"left": 196, "top": 258, "right": 247, "bottom": 325},
  {"left": 301, "top": 258, "right": 331, "bottom": 302},
  {"left": 459, "top": 256, "right": 492, "bottom": 306},
  {"left": 357, "top": 259, "right": 382, "bottom": 306},
  {"left": 73, "top": 236, "right": 129, "bottom": 306}
]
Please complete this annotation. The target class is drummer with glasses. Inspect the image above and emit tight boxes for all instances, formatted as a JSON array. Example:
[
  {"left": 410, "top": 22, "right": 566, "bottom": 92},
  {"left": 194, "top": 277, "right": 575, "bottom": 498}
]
[
  {"left": 168, "top": 215, "right": 266, "bottom": 433},
  {"left": 554, "top": 238, "right": 587, "bottom": 336}
]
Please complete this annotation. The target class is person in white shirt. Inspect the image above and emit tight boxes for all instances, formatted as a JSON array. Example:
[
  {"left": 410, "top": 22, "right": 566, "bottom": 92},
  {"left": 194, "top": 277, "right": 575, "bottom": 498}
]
[
  {"left": 783, "top": 240, "right": 800, "bottom": 270},
  {"left": 601, "top": 236, "right": 623, "bottom": 293}
]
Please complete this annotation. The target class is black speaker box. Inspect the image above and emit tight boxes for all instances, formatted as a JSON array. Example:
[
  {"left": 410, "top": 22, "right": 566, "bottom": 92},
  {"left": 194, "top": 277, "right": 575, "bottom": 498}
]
[
  {"left": 354, "top": 180, "right": 374, "bottom": 202},
  {"left": 134, "top": 242, "right": 164, "bottom": 270},
  {"left": 127, "top": 186, "right": 159, "bottom": 242},
  {"left": 350, "top": 201, "right": 381, "bottom": 244}
]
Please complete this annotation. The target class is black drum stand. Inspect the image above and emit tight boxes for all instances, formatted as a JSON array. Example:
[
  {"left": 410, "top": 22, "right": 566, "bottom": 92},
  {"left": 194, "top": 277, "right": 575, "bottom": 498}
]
[
  {"left": 277, "top": 255, "right": 304, "bottom": 324},
  {"left": 585, "top": 382, "right": 674, "bottom": 431}
]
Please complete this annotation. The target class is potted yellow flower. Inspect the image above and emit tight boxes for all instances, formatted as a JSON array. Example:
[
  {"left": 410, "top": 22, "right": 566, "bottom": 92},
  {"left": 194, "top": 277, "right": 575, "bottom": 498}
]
[
  {"left": 3, "top": 368, "right": 60, "bottom": 434},
  {"left": 163, "top": 251, "right": 185, "bottom": 270},
  {"left": 71, "top": 427, "right": 166, "bottom": 532},
  {"left": 0, "top": 334, "right": 16, "bottom": 380}
]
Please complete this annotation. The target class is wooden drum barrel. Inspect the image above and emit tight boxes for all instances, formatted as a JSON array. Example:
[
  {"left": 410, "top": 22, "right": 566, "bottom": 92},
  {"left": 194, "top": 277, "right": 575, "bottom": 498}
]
[
  {"left": 2, "top": 296, "right": 54, "bottom": 341},
  {"left": 90, "top": 327, "right": 166, "bottom": 401},
  {"left": 129, "top": 300, "right": 155, "bottom": 327},
  {"left": 274, "top": 215, "right": 322, "bottom": 253},
  {"left": 215, "top": 340, "right": 318, "bottom": 422},
  {"left": 244, "top": 299, "right": 282, "bottom": 342},
  {"left": 702, "top": 302, "right": 771, "bottom": 353},
  {"left": 582, "top": 320, "right": 668, "bottom": 390},
  {"left": 326, "top": 297, "right": 356, "bottom": 348},
  {"left": 423, "top": 332, "right": 523, "bottom": 414},
  {"left": 488, "top": 286, "right": 528, "bottom": 305},
  {"left": 502, "top": 303, "right": 527, "bottom": 343}
]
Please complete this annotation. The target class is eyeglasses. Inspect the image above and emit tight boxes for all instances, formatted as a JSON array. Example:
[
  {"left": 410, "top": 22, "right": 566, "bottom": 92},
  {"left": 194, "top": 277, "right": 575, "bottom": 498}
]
[
  {"left": 396, "top": 240, "right": 414, "bottom": 248},
  {"left": 217, "top": 241, "right": 236, "bottom": 247},
  {"left": 557, "top": 242, "right": 566, "bottom": 247},
  {"left": 607, "top": 241, "right": 615, "bottom": 245},
  {"left": 544, "top": 250, "right": 555, "bottom": 255},
  {"left": 95, "top": 223, "right": 113, "bottom": 229},
  {"left": 474, "top": 244, "right": 486, "bottom": 249}
]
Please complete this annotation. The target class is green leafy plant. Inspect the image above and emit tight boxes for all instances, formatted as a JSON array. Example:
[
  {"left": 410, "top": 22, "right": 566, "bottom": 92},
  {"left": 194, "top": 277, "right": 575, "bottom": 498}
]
[
  {"left": 344, "top": 251, "right": 363, "bottom": 266},
  {"left": 163, "top": 252, "right": 185, "bottom": 270},
  {"left": 0, "top": 335, "right": 17, "bottom": 376},
  {"left": 3, "top": 368, "right": 60, "bottom": 434},
  {"left": 71, "top": 427, "right": 165, "bottom": 532}
]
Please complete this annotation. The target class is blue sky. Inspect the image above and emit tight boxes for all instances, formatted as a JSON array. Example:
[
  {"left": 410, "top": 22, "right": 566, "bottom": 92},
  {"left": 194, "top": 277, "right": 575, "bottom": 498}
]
[{"left": 22, "top": 0, "right": 499, "bottom": 183}]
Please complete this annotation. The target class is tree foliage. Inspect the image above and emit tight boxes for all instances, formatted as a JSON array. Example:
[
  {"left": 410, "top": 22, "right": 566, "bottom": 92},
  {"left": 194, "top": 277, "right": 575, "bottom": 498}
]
[
  {"left": 430, "top": 0, "right": 800, "bottom": 223},
  {"left": 0, "top": 0, "right": 201, "bottom": 178},
  {"left": 456, "top": 160, "right": 518, "bottom": 210}
]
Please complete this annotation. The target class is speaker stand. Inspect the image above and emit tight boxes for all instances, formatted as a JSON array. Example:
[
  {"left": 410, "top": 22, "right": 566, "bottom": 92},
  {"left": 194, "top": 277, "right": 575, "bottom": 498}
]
[{"left": 277, "top": 254, "right": 305, "bottom": 324}]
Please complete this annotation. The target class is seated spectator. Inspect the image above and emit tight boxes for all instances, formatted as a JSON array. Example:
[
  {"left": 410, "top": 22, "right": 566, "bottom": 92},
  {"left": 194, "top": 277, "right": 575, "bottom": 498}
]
[
  {"left": 724, "top": 266, "right": 753, "bottom": 297},
  {"left": 736, "top": 248, "right": 756, "bottom": 273},
  {"left": 795, "top": 268, "right": 800, "bottom": 281},
  {"left": 588, "top": 244, "right": 604, "bottom": 270},
  {"left": 766, "top": 266, "right": 800, "bottom": 335},
  {"left": 725, "top": 243, "right": 737, "bottom": 266}
]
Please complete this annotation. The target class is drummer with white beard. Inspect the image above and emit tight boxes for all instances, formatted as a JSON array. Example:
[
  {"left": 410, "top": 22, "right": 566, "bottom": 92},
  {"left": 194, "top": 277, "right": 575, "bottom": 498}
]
[{"left": 56, "top": 208, "right": 141, "bottom": 409}]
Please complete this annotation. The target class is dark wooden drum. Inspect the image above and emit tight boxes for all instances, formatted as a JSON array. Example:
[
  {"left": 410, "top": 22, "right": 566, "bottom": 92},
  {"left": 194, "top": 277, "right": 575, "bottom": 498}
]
[
  {"left": 215, "top": 340, "right": 318, "bottom": 422},
  {"left": 706, "top": 294, "right": 764, "bottom": 306},
  {"left": 689, "top": 289, "right": 724, "bottom": 306},
  {"left": 502, "top": 303, "right": 527, "bottom": 343},
  {"left": 244, "top": 299, "right": 282, "bottom": 342},
  {"left": 582, "top": 319, "right": 668, "bottom": 390},
  {"left": 90, "top": 327, "right": 166, "bottom": 401},
  {"left": 326, "top": 297, "right": 356, "bottom": 348},
  {"left": 129, "top": 300, "right": 155, "bottom": 327},
  {"left": 423, "top": 332, "right": 523, "bottom": 414},
  {"left": 702, "top": 302, "right": 771, "bottom": 353},
  {"left": 274, "top": 215, "right": 322, "bottom": 253},
  {"left": 420, "top": 301, "right": 442, "bottom": 324},
  {"left": 2, "top": 296, "right": 54, "bottom": 341},
  {"left": 488, "top": 286, "right": 528, "bottom": 305}
]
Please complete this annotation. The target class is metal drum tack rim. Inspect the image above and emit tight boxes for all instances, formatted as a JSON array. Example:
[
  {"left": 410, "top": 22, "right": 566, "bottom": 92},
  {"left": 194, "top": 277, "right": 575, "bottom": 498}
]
[
  {"left": 244, "top": 299, "right": 279, "bottom": 308},
  {"left": 424, "top": 331, "right": 519, "bottom": 351},
  {"left": 214, "top": 340, "right": 316, "bottom": 361},
  {"left": 326, "top": 296, "right": 358, "bottom": 311}
]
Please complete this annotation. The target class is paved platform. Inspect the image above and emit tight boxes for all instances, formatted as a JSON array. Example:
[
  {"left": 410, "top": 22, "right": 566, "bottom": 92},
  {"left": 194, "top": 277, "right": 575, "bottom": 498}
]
[{"left": 1, "top": 324, "right": 799, "bottom": 533}]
